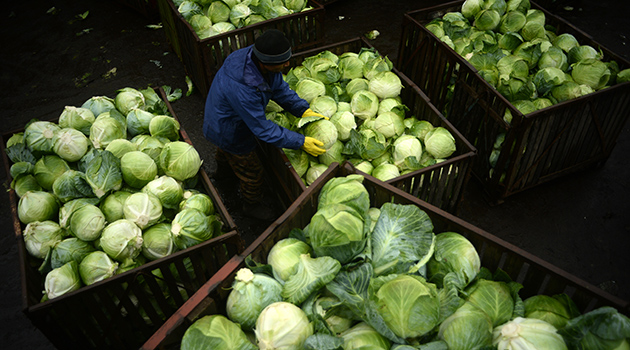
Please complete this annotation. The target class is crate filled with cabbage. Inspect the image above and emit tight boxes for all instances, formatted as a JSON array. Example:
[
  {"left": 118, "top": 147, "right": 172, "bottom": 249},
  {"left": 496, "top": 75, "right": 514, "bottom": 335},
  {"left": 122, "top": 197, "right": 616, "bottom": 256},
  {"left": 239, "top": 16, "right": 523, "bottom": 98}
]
[
  {"left": 260, "top": 37, "right": 476, "bottom": 213},
  {"left": 397, "top": 0, "right": 630, "bottom": 200},
  {"left": 141, "top": 163, "right": 629, "bottom": 350},
  {"left": 157, "top": 0, "right": 325, "bottom": 96},
  {"left": 1, "top": 86, "right": 244, "bottom": 349}
]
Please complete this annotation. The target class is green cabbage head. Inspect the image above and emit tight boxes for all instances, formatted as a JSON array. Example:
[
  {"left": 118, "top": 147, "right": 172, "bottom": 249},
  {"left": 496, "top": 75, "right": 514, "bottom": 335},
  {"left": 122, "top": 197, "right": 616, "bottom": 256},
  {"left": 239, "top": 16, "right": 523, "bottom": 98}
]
[
  {"left": 181, "top": 315, "right": 257, "bottom": 350},
  {"left": 226, "top": 268, "right": 283, "bottom": 331}
]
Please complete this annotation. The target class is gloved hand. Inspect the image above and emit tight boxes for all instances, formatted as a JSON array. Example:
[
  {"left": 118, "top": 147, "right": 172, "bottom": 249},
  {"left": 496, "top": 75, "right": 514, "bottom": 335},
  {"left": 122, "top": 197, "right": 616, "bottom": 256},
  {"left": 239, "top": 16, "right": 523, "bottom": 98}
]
[
  {"left": 302, "top": 136, "right": 326, "bottom": 156},
  {"left": 301, "top": 108, "right": 329, "bottom": 120}
]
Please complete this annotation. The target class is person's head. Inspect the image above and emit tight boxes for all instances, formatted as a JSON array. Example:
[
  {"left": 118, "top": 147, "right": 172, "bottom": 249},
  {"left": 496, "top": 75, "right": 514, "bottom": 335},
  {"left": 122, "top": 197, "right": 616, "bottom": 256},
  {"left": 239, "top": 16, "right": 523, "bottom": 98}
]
[{"left": 253, "top": 29, "right": 292, "bottom": 73}]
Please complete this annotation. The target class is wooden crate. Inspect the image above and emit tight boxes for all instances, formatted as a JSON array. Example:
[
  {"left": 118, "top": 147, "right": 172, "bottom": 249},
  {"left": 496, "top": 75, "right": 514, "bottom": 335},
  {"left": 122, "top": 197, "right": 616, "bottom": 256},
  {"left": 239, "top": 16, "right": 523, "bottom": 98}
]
[
  {"left": 141, "top": 161, "right": 629, "bottom": 349},
  {"left": 397, "top": 1, "right": 630, "bottom": 201},
  {"left": 156, "top": 0, "right": 325, "bottom": 97},
  {"left": 259, "top": 37, "right": 476, "bottom": 214},
  {"left": 0, "top": 88, "right": 244, "bottom": 349}
]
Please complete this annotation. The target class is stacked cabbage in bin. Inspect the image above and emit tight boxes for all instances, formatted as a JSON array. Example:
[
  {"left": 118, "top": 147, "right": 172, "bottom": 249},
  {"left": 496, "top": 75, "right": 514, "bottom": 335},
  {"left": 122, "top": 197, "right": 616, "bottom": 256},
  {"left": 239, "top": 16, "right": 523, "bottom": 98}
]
[
  {"left": 5, "top": 86, "right": 224, "bottom": 301},
  {"left": 178, "top": 174, "right": 630, "bottom": 349},
  {"left": 267, "top": 48, "right": 459, "bottom": 185},
  {"left": 177, "top": 0, "right": 313, "bottom": 39},
  {"left": 425, "top": 0, "right": 630, "bottom": 176}
]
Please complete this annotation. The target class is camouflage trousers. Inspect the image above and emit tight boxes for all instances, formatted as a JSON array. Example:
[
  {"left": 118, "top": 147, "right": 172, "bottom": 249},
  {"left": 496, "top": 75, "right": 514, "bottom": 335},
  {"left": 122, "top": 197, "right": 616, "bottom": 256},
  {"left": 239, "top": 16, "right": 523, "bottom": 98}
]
[{"left": 215, "top": 148, "right": 264, "bottom": 204}]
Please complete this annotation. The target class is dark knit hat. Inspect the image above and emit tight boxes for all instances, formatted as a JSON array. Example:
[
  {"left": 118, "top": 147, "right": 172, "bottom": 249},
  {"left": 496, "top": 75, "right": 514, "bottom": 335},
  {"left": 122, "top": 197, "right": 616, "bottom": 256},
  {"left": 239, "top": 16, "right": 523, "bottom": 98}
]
[{"left": 253, "top": 29, "right": 292, "bottom": 64}]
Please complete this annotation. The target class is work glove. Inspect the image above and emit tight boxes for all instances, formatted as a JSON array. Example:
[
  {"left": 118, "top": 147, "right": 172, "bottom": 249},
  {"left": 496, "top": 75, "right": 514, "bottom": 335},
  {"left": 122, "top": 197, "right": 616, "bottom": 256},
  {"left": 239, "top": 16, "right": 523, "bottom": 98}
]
[
  {"left": 302, "top": 136, "right": 326, "bottom": 157},
  {"left": 301, "top": 108, "right": 329, "bottom": 120}
]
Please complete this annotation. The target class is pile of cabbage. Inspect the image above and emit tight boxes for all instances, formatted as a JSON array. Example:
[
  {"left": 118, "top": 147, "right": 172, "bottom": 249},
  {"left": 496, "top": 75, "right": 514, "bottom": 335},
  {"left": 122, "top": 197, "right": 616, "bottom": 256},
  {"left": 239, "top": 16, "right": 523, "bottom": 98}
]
[
  {"left": 180, "top": 174, "right": 630, "bottom": 350},
  {"left": 175, "top": 0, "right": 312, "bottom": 39},
  {"left": 266, "top": 48, "right": 458, "bottom": 185},
  {"left": 5, "top": 86, "right": 224, "bottom": 301},
  {"left": 425, "top": 0, "right": 630, "bottom": 174}
]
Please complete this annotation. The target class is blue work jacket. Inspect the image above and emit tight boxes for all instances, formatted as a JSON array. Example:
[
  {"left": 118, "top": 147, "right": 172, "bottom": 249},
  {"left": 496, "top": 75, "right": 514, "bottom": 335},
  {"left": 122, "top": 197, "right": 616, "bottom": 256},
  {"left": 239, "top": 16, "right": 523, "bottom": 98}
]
[{"left": 203, "top": 45, "right": 309, "bottom": 155}]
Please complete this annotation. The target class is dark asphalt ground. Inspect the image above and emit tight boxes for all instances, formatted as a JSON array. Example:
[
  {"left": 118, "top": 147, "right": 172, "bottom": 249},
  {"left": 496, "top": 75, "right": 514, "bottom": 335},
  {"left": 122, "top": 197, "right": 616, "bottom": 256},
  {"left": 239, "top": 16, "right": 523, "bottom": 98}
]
[{"left": 1, "top": 0, "right": 628, "bottom": 348}]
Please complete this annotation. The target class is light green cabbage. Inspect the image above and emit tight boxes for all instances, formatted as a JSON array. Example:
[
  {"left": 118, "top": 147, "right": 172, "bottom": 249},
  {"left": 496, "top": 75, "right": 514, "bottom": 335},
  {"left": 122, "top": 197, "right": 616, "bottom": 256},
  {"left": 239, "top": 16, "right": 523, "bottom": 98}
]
[
  {"left": 23, "top": 220, "right": 65, "bottom": 259},
  {"left": 226, "top": 268, "right": 283, "bottom": 331},
  {"left": 79, "top": 251, "right": 119, "bottom": 285},
  {"left": 159, "top": 141, "right": 203, "bottom": 182},
  {"left": 181, "top": 315, "right": 257, "bottom": 350},
  {"left": 493, "top": 317, "right": 567, "bottom": 350},
  {"left": 255, "top": 302, "right": 314, "bottom": 349},
  {"left": 100, "top": 219, "right": 144, "bottom": 262},
  {"left": 123, "top": 192, "right": 163, "bottom": 229}
]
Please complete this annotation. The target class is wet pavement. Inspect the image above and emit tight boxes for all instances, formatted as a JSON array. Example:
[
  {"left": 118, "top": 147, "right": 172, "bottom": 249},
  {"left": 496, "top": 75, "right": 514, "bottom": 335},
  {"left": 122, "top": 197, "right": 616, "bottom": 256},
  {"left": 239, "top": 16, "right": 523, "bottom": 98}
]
[{"left": 1, "top": 0, "right": 628, "bottom": 348}]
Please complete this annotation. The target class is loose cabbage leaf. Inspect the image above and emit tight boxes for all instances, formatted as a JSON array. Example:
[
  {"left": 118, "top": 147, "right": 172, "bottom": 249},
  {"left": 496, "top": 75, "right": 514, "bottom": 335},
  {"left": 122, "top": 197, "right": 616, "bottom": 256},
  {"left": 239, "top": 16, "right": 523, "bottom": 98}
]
[
  {"left": 282, "top": 254, "right": 341, "bottom": 305},
  {"left": 85, "top": 150, "right": 123, "bottom": 198},
  {"left": 370, "top": 203, "right": 435, "bottom": 276}
]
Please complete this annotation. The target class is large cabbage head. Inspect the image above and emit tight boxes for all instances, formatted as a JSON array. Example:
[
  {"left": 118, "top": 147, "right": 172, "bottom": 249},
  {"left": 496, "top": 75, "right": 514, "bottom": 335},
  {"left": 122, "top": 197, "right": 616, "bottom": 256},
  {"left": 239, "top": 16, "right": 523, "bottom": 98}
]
[
  {"left": 50, "top": 237, "right": 95, "bottom": 269},
  {"left": 121, "top": 151, "right": 158, "bottom": 188},
  {"left": 123, "top": 192, "right": 163, "bottom": 229},
  {"left": 206, "top": 1, "right": 230, "bottom": 23},
  {"left": 283, "top": 148, "right": 310, "bottom": 178},
  {"left": 114, "top": 87, "right": 145, "bottom": 115},
  {"left": 141, "top": 223, "right": 176, "bottom": 261},
  {"left": 126, "top": 108, "right": 155, "bottom": 136},
  {"left": 255, "top": 302, "right": 314, "bottom": 350},
  {"left": 308, "top": 203, "right": 366, "bottom": 264},
  {"left": 372, "top": 163, "right": 400, "bottom": 181},
  {"left": 424, "top": 127, "right": 457, "bottom": 159},
  {"left": 90, "top": 115, "right": 126, "bottom": 149},
  {"left": 81, "top": 95, "right": 116, "bottom": 118},
  {"left": 303, "top": 55, "right": 341, "bottom": 85},
  {"left": 296, "top": 77, "right": 326, "bottom": 103},
  {"left": 368, "top": 71, "right": 403, "bottom": 99},
  {"left": 372, "top": 111, "right": 405, "bottom": 139},
  {"left": 23, "top": 220, "right": 65, "bottom": 259},
  {"left": 33, "top": 155, "right": 70, "bottom": 191},
  {"left": 338, "top": 53, "right": 365, "bottom": 80},
  {"left": 70, "top": 204, "right": 106, "bottom": 241},
  {"left": 79, "top": 251, "right": 119, "bottom": 286},
  {"left": 142, "top": 175, "right": 184, "bottom": 210},
  {"left": 159, "top": 141, "right": 203, "bottom": 181},
  {"left": 44, "top": 261, "right": 81, "bottom": 300},
  {"left": 351, "top": 90, "right": 379, "bottom": 120},
  {"left": 340, "top": 322, "right": 391, "bottom": 350},
  {"left": 571, "top": 58, "right": 611, "bottom": 90},
  {"left": 181, "top": 315, "right": 257, "bottom": 350},
  {"left": 179, "top": 192, "right": 215, "bottom": 216},
  {"left": 427, "top": 231, "right": 480, "bottom": 289},
  {"left": 52, "top": 169, "right": 94, "bottom": 203},
  {"left": 439, "top": 302, "right": 494, "bottom": 349},
  {"left": 100, "top": 219, "right": 144, "bottom": 262},
  {"left": 370, "top": 274, "right": 441, "bottom": 338},
  {"left": 392, "top": 134, "right": 423, "bottom": 171},
  {"left": 523, "top": 294, "right": 579, "bottom": 330},
  {"left": 465, "top": 279, "right": 518, "bottom": 327},
  {"left": 171, "top": 208, "right": 217, "bottom": 249},
  {"left": 18, "top": 190, "right": 59, "bottom": 224},
  {"left": 303, "top": 119, "right": 339, "bottom": 150},
  {"left": 318, "top": 140, "right": 345, "bottom": 166},
  {"left": 330, "top": 111, "right": 357, "bottom": 141},
  {"left": 267, "top": 238, "right": 312, "bottom": 283},
  {"left": 149, "top": 115, "right": 180, "bottom": 141},
  {"left": 311, "top": 95, "right": 338, "bottom": 119},
  {"left": 493, "top": 317, "right": 567, "bottom": 350},
  {"left": 226, "top": 268, "right": 283, "bottom": 331},
  {"left": 100, "top": 190, "right": 132, "bottom": 223},
  {"left": 345, "top": 78, "right": 370, "bottom": 97},
  {"left": 317, "top": 174, "right": 370, "bottom": 217},
  {"left": 24, "top": 121, "right": 61, "bottom": 153},
  {"left": 59, "top": 106, "right": 95, "bottom": 135}
]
